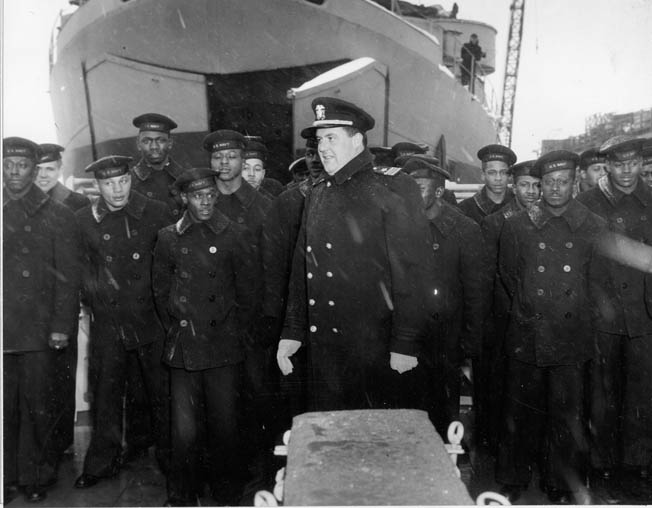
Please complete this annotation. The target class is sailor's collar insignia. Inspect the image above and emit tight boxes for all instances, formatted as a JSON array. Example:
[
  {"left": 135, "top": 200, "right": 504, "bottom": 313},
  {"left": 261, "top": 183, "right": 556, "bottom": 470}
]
[{"left": 315, "top": 104, "right": 326, "bottom": 121}]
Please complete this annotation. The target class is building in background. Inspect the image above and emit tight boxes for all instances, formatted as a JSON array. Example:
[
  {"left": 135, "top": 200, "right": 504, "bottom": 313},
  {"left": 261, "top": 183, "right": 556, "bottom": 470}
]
[{"left": 541, "top": 108, "right": 652, "bottom": 154}]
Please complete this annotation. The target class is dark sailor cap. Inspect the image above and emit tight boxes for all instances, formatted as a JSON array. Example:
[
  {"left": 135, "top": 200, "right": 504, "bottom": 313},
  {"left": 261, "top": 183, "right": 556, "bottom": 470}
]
[
  {"left": 3, "top": 137, "right": 39, "bottom": 160},
  {"left": 509, "top": 160, "right": 537, "bottom": 179},
  {"left": 305, "top": 97, "right": 375, "bottom": 133},
  {"left": 174, "top": 168, "right": 217, "bottom": 193},
  {"left": 85, "top": 155, "right": 133, "bottom": 179},
  {"left": 304, "top": 135, "right": 318, "bottom": 149},
  {"left": 394, "top": 153, "right": 441, "bottom": 168},
  {"left": 391, "top": 142, "right": 428, "bottom": 158},
  {"left": 243, "top": 140, "right": 268, "bottom": 161},
  {"left": 532, "top": 150, "right": 579, "bottom": 178},
  {"left": 132, "top": 113, "right": 178, "bottom": 133},
  {"left": 599, "top": 135, "right": 644, "bottom": 160},
  {"left": 642, "top": 139, "right": 652, "bottom": 165},
  {"left": 369, "top": 146, "right": 394, "bottom": 168},
  {"left": 403, "top": 157, "right": 451, "bottom": 181},
  {"left": 579, "top": 148, "right": 606, "bottom": 169},
  {"left": 288, "top": 157, "right": 308, "bottom": 174},
  {"left": 477, "top": 144, "right": 517, "bottom": 166},
  {"left": 37, "top": 143, "right": 65, "bottom": 164},
  {"left": 202, "top": 130, "right": 246, "bottom": 152}
]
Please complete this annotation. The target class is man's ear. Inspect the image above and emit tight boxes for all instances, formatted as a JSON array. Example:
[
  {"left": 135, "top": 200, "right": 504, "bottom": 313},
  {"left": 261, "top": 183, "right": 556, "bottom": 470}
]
[
  {"left": 352, "top": 132, "right": 364, "bottom": 150},
  {"left": 180, "top": 193, "right": 188, "bottom": 205},
  {"left": 434, "top": 186, "right": 446, "bottom": 199},
  {"left": 167, "top": 136, "right": 174, "bottom": 150}
]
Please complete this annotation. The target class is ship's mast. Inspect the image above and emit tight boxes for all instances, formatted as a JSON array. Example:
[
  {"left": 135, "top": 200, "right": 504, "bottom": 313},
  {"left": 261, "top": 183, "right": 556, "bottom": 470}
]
[{"left": 498, "top": 0, "right": 525, "bottom": 147}]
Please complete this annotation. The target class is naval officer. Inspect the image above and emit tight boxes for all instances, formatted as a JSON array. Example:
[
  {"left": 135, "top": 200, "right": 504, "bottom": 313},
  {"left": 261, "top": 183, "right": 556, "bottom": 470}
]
[{"left": 276, "top": 97, "right": 435, "bottom": 411}]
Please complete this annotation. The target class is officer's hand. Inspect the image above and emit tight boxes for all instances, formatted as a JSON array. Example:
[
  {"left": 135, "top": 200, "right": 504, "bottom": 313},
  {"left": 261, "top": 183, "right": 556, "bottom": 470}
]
[
  {"left": 277, "top": 339, "right": 302, "bottom": 376},
  {"left": 390, "top": 352, "right": 418, "bottom": 374},
  {"left": 49, "top": 332, "right": 69, "bottom": 350}
]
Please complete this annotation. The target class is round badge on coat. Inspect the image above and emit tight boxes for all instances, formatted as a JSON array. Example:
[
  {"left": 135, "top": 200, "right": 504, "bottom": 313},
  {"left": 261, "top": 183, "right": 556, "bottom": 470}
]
[{"left": 209, "top": 246, "right": 217, "bottom": 254}]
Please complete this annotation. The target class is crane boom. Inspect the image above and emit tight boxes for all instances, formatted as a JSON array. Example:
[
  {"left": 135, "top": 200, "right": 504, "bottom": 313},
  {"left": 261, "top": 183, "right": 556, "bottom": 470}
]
[{"left": 498, "top": 0, "right": 525, "bottom": 147}]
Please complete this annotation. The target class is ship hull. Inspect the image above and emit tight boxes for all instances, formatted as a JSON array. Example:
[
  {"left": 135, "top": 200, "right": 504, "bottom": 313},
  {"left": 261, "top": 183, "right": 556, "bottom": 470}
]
[{"left": 50, "top": 0, "right": 497, "bottom": 183}]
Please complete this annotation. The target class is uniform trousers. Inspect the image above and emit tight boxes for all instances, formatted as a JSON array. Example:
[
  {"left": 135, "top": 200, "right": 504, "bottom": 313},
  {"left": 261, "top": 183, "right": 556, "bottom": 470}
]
[
  {"left": 4, "top": 351, "right": 59, "bottom": 487},
  {"left": 588, "top": 332, "right": 625, "bottom": 470},
  {"left": 125, "top": 353, "right": 155, "bottom": 451},
  {"left": 242, "top": 345, "right": 281, "bottom": 458},
  {"left": 83, "top": 335, "right": 169, "bottom": 476},
  {"left": 50, "top": 319, "right": 79, "bottom": 458},
  {"left": 168, "top": 363, "right": 244, "bottom": 502},
  {"left": 622, "top": 335, "right": 652, "bottom": 468},
  {"left": 496, "top": 358, "right": 589, "bottom": 492},
  {"left": 421, "top": 320, "right": 461, "bottom": 437},
  {"left": 478, "top": 312, "right": 508, "bottom": 451}
]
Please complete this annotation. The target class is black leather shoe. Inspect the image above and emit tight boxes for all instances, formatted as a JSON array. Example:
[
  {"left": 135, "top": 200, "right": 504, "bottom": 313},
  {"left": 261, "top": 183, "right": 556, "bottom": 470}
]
[
  {"left": 24, "top": 485, "right": 47, "bottom": 503},
  {"left": 499, "top": 484, "right": 525, "bottom": 503},
  {"left": 74, "top": 473, "right": 102, "bottom": 489}
]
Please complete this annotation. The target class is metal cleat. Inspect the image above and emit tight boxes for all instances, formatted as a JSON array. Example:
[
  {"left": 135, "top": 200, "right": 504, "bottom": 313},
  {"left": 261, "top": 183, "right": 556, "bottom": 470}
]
[
  {"left": 274, "top": 429, "right": 291, "bottom": 456},
  {"left": 254, "top": 490, "right": 278, "bottom": 507},
  {"left": 476, "top": 491, "right": 512, "bottom": 505},
  {"left": 445, "top": 421, "right": 465, "bottom": 477},
  {"left": 274, "top": 467, "right": 285, "bottom": 502}
]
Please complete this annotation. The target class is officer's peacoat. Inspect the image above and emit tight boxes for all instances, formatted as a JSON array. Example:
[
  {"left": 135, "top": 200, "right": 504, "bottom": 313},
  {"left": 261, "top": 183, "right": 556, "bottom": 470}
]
[{"left": 282, "top": 149, "right": 436, "bottom": 409}]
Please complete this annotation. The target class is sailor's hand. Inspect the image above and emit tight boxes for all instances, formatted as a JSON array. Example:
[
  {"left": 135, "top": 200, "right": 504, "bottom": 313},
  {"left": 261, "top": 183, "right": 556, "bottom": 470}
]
[
  {"left": 49, "top": 332, "right": 69, "bottom": 350},
  {"left": 277, "top": 339, "right": 302, "bottom": 376},
  {"left": 390, "top": 352, "right": 418, "bottom": 374}
]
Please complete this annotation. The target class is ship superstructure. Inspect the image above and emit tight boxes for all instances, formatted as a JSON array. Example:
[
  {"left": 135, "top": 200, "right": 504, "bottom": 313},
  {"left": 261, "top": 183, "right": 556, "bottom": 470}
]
[{"left": 50, "top": 0, "right": 499, "bottom": 183}]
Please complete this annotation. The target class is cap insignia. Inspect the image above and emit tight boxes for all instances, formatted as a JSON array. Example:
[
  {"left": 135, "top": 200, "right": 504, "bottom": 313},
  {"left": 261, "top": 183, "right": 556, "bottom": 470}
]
[{"left": 315, "top": 104, "right": 326, "bottom": 121}]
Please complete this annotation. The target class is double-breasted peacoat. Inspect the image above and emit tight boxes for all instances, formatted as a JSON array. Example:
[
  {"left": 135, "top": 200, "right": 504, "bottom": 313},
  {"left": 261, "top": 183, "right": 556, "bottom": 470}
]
[
  {"left": 152, "top": 210, "right": 258, "bottom": 370},
  {"left": 282, "top": 150, "right": 436, "bottom": 409},
  {"left": 75, "top": 191, "right": 171, "bottom": 349},
  {"left": 499, "top": 199, "right": 606, "bottom": 366},
  {"left": 131, "top": 157, "right": 186, "bottom": 220}
]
